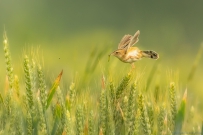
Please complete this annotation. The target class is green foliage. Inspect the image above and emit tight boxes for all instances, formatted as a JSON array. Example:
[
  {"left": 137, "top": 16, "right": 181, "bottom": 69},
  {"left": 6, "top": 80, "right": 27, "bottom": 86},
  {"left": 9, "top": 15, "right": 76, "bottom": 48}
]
[{"left": 0, "top": 32, "right": 202, "bottom": 135}]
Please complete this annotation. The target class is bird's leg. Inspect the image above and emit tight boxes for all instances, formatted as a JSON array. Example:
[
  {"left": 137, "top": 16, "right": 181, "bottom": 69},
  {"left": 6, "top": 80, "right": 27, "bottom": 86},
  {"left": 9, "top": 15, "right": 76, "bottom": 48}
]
[
  {"left": 129, "top": 63, "right": 135, "bottom": 73},
  {"left": 131, "top": 63, "right": 135, "bottom": 70}
]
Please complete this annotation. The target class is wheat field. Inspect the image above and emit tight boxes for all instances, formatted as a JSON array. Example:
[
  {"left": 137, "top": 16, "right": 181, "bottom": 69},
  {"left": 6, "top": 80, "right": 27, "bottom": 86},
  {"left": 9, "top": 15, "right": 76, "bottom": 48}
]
[{"left": 0, "top": 28, "right": 202, "bottom": 135}]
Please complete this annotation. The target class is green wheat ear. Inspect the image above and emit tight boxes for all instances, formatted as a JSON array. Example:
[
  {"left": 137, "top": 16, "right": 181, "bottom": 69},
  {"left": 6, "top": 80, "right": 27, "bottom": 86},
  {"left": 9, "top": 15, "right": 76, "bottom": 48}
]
[
  {"left": 30, "top": 59, "right": 37, "bottom": 92},
  {"left": 24, "top": 55, "right": 34, "bottom": 112},
  {"left": 65, "top": 110, "right": 73, "bottom": 135},
  {"left": 122, "top": 95, "right": 128, "bottom": 123},
  {"left": 134, "top": 109, "right": 141, "bottom": 135},
  {"left": 26, "top": 112, "right": 33, "bottom": 135},
  {"left": 3, "top": 30, "right": 14, "bottom": 116},
  {"left": 109, "top": 79, "right": 115, "bottom": 104},
  {"left": 3, "top": 30, "right": 14, "bottom": 91},
  {"left": 106, "top": 95, "right": 115, "bottom": 135},
  {"left": 14, "top": 75, "right": 20, "bottom": 97},
  {"left": 69, "top": 82, "right": 76, "bottom": 108},
  {"left": 158, "top": 103, "right": 168, "bottom": 134},
  {"left": 37, "top": 98, "right": 48, "bottom": 135},
  {"left": 37, "top": 65, "right": 47, "bottom": 111},
  {"left": 88, "top": 110, "right": 95, "bottom": 135},
  {"left": 138, "top": 94, "right": 151, "bottom": 135},
  {"left": 76, "top": 105, "right": 84, "bottom": 135},
  {"left": 99, "top": 88, "right": 107, "bottom": 135},
  {"left": 116, "top": 72, "right": 131, "bottom": 100},
  {"left": 126, "top": 82, "right": 137, "bottom": 134},
  {"left": 56, "top": 86, "right": 66, "bottom": 135},
  {"left": 169, "top": 82, "right": 177, "bottom": 131}
]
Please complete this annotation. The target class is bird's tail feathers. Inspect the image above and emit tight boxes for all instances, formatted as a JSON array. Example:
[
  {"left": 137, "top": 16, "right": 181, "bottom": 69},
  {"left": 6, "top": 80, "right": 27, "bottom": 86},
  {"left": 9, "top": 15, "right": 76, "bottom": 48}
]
[{"left": 141, "top": 50, "right": 159, "bottom": 59}]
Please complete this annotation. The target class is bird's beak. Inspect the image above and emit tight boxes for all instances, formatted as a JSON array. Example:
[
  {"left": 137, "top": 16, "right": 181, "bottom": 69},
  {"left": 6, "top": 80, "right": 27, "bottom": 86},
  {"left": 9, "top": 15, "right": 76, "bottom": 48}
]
[
  {"left": 108, "top": 52, "right": 114, "bottom": 62},
  {"left": 108, "top": 54, "right": 111, "bottom": 62}
]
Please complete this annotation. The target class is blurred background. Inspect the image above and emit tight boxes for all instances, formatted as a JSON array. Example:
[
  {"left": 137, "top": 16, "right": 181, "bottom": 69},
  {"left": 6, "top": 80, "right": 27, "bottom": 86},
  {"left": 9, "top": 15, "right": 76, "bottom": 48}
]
[{"left": 0, "top": 1, "right": 203, "bottom": 112}]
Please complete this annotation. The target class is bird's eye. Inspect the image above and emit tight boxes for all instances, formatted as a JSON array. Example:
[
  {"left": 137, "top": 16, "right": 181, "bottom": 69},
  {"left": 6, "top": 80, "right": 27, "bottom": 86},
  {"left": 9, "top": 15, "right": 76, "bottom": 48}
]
[{"left": 116, "top": 52, "right": 119, "bottom": 54}]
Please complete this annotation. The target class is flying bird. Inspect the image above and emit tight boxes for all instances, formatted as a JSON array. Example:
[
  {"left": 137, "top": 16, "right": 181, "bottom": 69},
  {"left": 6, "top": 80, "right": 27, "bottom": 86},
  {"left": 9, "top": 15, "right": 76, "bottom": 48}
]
[{"left": 109, "top": 30, "right": 159, "bottom": 68}]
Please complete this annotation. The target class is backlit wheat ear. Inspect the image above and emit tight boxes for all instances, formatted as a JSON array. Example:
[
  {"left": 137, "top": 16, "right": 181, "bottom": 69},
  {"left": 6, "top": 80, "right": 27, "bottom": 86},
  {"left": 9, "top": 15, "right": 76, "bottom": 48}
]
[
  {"left": 169, "top": 82, "right": 176, "bottom": 131},
  {"left": 3, "top": 30, "right": 14, "bottom": 91},
  {"left": 15, "top": 110, "right": 23, "bottom": 135},
  {"left": 37, "top": 98, "right": 48, "bottom": 135},
  {"left": 122, "top": 96, "right": 128, "bottom": 122},
  {"left": 88, "top": 110, "right": 95, "bottom": 135},
  {"left": 24, "top": 55, "right": 34, "bottom": 112},
  {"left": 109, "top": 79, "right": 115, "bottom": 105},
  {"left": 158, "top": 104, "right": 167, "bottom": 134},
  {"left": 106, "top": 96, "right": 115, "bottom": 135},
  {"left": 138, "top": 94, "right": 151, "bottom": 135},
  {"left": 69, "top": 82, "right": 76, "bottom": 108},
  {"left": 14, "top": 75, "right": 20, "bottom": 98},
  {"left": 116, "top": 73, "right": 131, "bottom": 100},
  {"left": 30, "top": 59, "right": 37, "bottom": 92},
  {"left": 147, "top": 103, "right": 154, "bottom": 131},
  {"left": 126, "top": 82, "right": 137, "bottom": 134},
  {"left": 76, "top": 105, "right": 84, "bottom": 135},
  {"left": 99, "top": 88, "right": 107, "bottom": 135},
  {"left": 114, "top": 102, "right": 125, "bottom": 134},
  {"left": 56, "top": 86, "right": 66, "bottom": 134},
  {"left": 65, "top": 110, "right": 73, "bottom": 135},
  {"left": 3, "top": 31, "right": 14, "bottom": 116},
  {"left": 9, "top": 105, "right": 22, "bottom": 134},
  {"left": 26, "top": 112, "right": 33, "bottom": 135},
  {"left": 37, "top": 65, "right": 47, "bottom": 112},
  {"left": 134, "top": 109, "right": 141, "bottom": 134}
]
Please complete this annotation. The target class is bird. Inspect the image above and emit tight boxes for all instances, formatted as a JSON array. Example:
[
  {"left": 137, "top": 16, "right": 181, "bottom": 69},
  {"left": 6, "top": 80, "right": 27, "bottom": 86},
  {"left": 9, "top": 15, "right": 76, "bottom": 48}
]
[{"left": 108, "top": 30, "right": 159, "bottom": 68}]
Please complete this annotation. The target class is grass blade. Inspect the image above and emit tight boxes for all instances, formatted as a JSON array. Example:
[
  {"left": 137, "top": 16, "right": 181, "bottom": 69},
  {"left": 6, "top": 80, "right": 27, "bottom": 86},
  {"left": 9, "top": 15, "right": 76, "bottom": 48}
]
[
  {"left": 46, "top": 70, "right": 63, "bottom": 109},
  {"left": 174, "top": 89, "right": 187, "bottom": 134}
]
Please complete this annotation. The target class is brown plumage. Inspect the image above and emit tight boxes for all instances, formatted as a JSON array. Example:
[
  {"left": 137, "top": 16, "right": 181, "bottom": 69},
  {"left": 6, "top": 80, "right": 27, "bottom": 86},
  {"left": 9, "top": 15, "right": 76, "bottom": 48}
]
[{"left": 109, "top": 30, "right": 159, "bottom": 68}]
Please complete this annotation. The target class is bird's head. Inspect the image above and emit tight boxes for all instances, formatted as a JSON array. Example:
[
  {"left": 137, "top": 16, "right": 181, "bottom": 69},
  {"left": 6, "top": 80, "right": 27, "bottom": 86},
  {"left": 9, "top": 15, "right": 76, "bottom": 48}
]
[{"left": 108, "top": 49, "right": 125, "bottom": 61}]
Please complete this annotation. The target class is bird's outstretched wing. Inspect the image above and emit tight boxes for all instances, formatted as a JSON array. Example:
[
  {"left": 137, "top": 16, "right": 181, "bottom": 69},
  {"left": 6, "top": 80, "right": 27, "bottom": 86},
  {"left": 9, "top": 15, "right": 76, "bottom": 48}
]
[
  {"left": 126, "top": 30, "right": 140, "bottom": 50},
  {"left": 117, "top": 34, "right": 132, "bottom": 49},
  {"left": 117, "top": 30, "right": 140, "bottom": 50}
]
